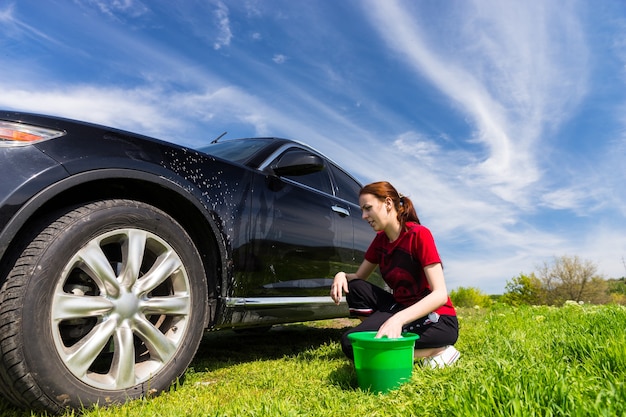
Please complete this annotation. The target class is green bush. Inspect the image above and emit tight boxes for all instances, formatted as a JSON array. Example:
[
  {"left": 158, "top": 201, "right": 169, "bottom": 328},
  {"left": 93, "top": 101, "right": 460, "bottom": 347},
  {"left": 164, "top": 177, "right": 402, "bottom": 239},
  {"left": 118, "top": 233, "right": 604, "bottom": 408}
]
[
  {"left": 449, "top": 286, "right": 492, "bottom": 308},
  {"left": 501, "top": 273, "right": 543, "bottom": 306}
]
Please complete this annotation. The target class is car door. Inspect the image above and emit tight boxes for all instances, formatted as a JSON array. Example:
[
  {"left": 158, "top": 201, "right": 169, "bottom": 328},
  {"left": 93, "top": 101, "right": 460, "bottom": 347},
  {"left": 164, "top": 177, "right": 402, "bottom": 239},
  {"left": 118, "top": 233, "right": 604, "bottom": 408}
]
[
  {"left": 327, "top": 163, "right": 383, "bottom": 287},
  {"left": 233, "top": 147, "right": 354, "bottom": 297}
]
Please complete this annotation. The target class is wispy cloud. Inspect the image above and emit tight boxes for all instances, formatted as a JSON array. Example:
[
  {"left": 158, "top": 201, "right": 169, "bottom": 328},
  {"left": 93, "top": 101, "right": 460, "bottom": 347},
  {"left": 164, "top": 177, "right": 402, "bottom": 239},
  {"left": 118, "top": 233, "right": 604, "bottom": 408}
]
[
  {"left": 0, "top": 3, "right": 14, "bottom": 21},
  {"left": 212, "top": 1, "right": 232, "bottom": 50},
  {"left": 0, "top": 3, "right": 64, "bottom": 46},
  {"left": 80, "top": 0, "right": 149, "bottom": 20},
  {"left": 0, "top": 83, "right": 182, "bottom": 136},
  {"left": 361, "top": 0, "right": 588, "bottom": 206},
  {"left": 272, "top": 54, "right": 287, "bottom": 64}
]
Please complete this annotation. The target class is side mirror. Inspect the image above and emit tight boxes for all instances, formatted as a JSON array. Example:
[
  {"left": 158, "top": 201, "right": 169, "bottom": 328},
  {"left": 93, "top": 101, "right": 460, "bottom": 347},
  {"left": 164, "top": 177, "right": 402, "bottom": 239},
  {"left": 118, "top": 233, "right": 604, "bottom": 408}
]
[{"left": 270, "top": 150, "right": 324, "bottom": 176}]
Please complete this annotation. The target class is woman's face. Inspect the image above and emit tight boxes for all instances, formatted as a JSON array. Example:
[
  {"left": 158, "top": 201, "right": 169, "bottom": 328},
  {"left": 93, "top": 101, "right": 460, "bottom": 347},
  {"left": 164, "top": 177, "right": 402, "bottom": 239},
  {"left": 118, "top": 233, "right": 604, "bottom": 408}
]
[{"left": 359, "top": 193, "right": 392, "bottom": 231}]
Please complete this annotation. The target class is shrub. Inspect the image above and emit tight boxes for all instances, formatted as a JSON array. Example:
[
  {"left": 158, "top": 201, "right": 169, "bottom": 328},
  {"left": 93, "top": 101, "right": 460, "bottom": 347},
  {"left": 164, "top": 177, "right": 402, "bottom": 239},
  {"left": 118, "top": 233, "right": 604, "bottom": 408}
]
[
  {"left": 501, "top": 273, "right": 543, "bottom": 306},
  {"left": 449, "top": 286, "right": 492, "bottom": 308}
]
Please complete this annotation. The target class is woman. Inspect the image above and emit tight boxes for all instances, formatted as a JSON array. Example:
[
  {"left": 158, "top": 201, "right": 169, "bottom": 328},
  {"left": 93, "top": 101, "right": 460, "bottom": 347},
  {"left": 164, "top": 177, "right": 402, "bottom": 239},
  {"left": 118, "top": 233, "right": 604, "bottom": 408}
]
[{"left": 330, "top": 181, "right": 459, "bottom": 368}]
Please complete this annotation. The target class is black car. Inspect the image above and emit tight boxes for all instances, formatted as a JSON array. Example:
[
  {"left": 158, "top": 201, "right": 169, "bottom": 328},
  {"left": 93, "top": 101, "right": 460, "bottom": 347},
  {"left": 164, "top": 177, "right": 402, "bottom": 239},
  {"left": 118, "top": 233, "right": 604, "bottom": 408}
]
[{"left": 0, "top": 110, "right": 378, "bottom": 413}]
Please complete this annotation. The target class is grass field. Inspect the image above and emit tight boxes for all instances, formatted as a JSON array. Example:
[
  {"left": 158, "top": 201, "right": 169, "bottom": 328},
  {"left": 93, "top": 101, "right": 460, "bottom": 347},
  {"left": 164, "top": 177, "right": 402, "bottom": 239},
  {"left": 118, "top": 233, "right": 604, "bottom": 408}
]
[{"left": 1, "top": 303, "right": 624, "bottom": 416}]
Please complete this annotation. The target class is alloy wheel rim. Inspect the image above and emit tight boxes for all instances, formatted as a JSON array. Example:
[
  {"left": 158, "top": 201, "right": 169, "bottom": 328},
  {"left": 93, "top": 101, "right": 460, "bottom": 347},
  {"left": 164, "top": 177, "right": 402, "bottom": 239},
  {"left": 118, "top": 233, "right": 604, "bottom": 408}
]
[{"left": 50, "top": 228, "right": 192, "bottom": 390}]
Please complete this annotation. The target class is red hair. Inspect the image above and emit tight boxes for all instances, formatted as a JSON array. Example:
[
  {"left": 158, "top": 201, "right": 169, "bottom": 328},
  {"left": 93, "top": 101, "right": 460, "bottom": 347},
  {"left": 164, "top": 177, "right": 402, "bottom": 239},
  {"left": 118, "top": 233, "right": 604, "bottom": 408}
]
[{"left": 359, "top": 181, "right": 420, "bottom": 228}]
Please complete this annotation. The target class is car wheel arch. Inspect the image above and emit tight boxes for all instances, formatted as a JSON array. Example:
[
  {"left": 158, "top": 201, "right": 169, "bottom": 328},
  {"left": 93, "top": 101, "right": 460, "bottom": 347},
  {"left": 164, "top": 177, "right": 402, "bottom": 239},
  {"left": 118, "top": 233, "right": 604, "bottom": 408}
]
[{"left": 0, "top": 168, "right": 228, "bottom": 328}]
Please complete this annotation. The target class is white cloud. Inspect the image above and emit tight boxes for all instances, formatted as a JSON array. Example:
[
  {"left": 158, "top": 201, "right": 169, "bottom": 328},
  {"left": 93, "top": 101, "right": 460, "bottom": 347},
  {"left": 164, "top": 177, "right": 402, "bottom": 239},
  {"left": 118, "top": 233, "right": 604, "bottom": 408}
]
[
  {"left": 0, "top": 84, "right": 180, "bottom": 136},
  {"left": 541, "top": 188, "right": 588, "bottom": 211},
  {"left": 0, "top": 3, "right": 64, "bottom": 46},
  {"left": 80, "top": 0, "right": 149, "bottom": 20},
  {"left": 272, "top": 54, "right": 287, "bottom": 64},
  {"left": 0, "top": 3, "right": 14, "bottom": 22},
  {"left": 213, "top": 1, "right": 232, "bottom": 50},
  {"left": 361, "top": 0, "right": 588, "bottom": 208}
]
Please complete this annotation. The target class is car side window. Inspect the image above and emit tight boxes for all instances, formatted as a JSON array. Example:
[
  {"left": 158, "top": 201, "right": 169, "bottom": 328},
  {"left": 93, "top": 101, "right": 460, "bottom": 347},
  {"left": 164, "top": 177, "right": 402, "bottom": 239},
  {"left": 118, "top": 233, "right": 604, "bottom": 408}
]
[
  {"left": 329, "top": 163, "right": 361, "bottom": 204},
  {"left": 278, "top": 149, "right": 333, "bottom": 195}
]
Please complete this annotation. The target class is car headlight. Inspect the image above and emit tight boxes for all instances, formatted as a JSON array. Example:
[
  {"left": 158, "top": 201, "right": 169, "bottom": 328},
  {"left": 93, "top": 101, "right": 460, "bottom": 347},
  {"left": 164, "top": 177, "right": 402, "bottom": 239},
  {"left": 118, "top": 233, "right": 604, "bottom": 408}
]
[{"left": 0, "top": 121, "right": 66, "bottom": 147}]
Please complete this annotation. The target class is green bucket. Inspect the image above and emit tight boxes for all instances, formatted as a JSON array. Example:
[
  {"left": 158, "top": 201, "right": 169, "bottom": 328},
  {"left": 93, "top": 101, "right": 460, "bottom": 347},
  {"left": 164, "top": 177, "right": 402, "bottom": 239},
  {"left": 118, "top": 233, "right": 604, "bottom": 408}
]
[{"left": 347, "top": 331, "right": 420, "bottom": 393}]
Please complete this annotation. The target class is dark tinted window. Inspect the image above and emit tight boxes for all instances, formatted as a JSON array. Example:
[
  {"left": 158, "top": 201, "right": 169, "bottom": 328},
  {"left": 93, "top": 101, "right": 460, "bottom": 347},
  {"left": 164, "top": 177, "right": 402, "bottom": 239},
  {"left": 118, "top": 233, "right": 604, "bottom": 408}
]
[
  {"left": 278, "top": 149, "right": 333, "bottom": 195},
  {"left": 329, "top": 163, "right": 362, "bottom": 204},
  {"left": 197, "top": 138, "right": 273, "bottom": 165}
]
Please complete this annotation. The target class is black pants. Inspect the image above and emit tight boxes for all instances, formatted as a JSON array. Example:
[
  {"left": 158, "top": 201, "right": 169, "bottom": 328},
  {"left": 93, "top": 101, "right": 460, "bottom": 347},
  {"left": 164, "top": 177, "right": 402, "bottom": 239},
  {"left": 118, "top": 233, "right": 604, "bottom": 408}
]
[{"left": 341, "top": 279, "right": 459, "bottom": 359}]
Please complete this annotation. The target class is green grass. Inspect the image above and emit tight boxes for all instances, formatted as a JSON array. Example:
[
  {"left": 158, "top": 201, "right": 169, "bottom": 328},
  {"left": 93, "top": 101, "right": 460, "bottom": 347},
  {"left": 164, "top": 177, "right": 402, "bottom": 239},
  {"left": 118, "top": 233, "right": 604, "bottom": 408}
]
[{"left": 1, "top": 304, "right": 625, "bottom": 416}]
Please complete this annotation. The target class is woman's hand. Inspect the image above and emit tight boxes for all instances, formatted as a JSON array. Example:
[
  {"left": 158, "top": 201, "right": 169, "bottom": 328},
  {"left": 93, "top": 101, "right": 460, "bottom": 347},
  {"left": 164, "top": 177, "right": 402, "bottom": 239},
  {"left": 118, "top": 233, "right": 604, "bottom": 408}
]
[
  {"left": 375, "top": 315, "right": 404, "bottom": 339},
  {"left": 330, "top": 271, "right": 349, "bottom": 305},
  {"left": 374, "top": 263, "right": 449, "bottom": 339},
  {"left": 330, "top": 260, "right": 376, "bottom": 305}
]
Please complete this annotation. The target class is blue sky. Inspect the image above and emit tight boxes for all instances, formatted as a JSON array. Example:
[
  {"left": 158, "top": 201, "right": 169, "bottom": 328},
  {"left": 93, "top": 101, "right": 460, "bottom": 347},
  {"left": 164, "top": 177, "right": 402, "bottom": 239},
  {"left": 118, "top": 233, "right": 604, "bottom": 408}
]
[{"left": 2, "top": 0, "right": 626, "bottom": 293}]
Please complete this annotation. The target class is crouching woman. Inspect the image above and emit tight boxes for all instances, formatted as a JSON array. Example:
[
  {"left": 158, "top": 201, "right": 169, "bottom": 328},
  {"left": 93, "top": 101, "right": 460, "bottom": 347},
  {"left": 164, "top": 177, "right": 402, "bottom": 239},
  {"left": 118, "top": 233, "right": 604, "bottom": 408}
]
[{"left": 331, "top": 181, "right": 459, "bottom": 368}]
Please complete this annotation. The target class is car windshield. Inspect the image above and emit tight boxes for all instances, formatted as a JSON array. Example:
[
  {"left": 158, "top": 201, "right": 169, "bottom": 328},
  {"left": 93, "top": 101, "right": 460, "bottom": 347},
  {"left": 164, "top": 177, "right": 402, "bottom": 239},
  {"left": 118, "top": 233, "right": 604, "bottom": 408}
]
[{"left": 197, "top": 138, "right": 273, "bottom": 165}]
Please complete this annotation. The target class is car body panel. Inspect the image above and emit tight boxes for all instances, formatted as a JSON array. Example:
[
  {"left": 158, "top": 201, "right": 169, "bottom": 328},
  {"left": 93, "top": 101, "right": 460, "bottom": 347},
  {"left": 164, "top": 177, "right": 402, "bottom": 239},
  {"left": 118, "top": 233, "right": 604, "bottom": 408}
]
[
  {"left": 0, "top": 111, "right": 378, "bottom": 331},
  {"left": 0, "top": 145, "right": 70, "bottom": 255}
]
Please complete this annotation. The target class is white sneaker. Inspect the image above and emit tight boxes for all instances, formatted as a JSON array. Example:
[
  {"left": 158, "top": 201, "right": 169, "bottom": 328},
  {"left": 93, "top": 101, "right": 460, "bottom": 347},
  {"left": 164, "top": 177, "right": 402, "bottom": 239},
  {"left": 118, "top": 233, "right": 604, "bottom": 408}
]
[{"left": 423, "top": 345, "right": 460, "bottom": 369}]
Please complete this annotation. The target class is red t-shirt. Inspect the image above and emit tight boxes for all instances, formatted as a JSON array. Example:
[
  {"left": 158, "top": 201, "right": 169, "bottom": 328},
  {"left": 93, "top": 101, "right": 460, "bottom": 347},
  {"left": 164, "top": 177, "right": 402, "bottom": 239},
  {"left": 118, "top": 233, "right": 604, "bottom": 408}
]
[{"left": 364, "top": 222, "right": 456, "bottom": 316}]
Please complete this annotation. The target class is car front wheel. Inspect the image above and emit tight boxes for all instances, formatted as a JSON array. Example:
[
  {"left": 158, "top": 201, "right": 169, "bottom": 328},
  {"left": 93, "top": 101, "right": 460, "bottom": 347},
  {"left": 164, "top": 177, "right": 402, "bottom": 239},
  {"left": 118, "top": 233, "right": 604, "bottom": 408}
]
[{"left": 0, "top": 199, "right": 208, "bottom": 413}]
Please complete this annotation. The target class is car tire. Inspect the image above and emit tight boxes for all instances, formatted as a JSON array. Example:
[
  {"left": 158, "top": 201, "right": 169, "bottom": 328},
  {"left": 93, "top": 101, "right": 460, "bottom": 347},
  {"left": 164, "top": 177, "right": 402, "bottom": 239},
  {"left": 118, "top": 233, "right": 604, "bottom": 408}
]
[{"left": 0, "top": 199, "right": 208, "bottom": 413}]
